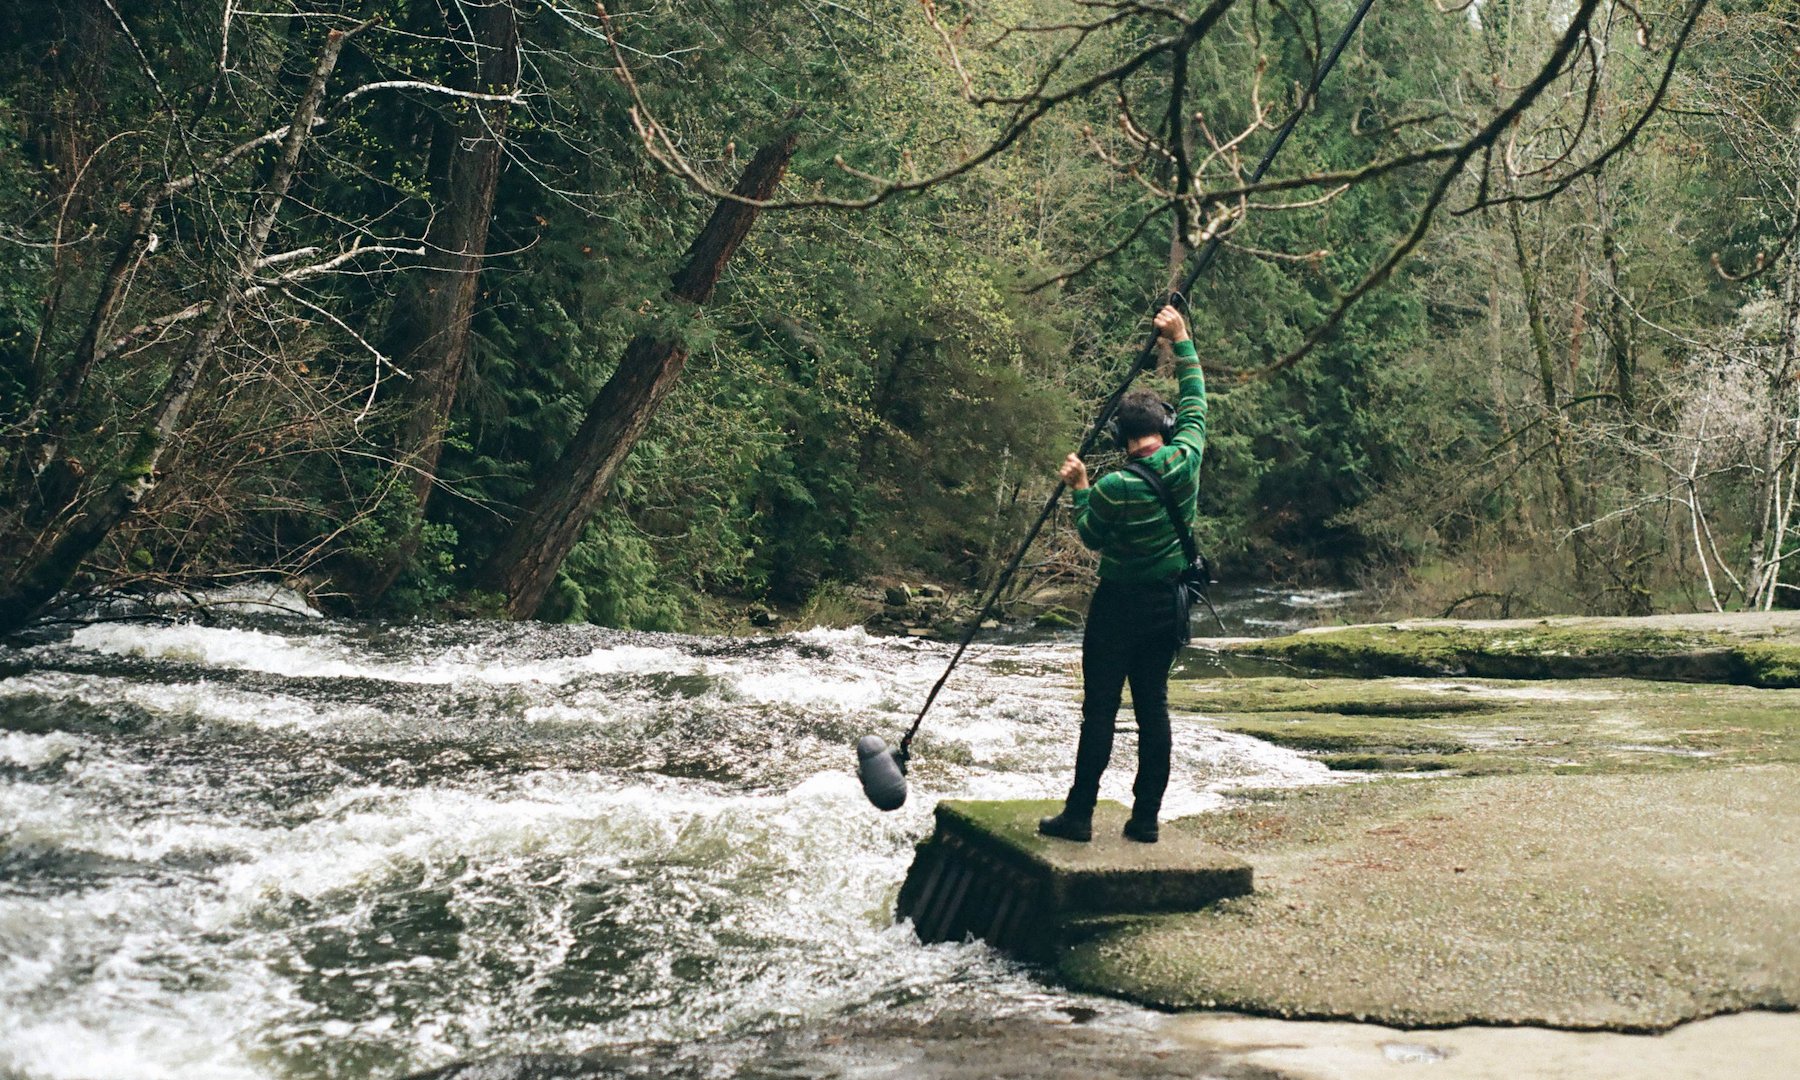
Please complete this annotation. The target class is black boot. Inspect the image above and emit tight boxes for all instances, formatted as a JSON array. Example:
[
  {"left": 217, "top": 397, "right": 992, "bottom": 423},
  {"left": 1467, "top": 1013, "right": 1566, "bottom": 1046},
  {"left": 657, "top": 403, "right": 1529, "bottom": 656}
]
[
  {"left": 1038, "top": 808, "right": 1093, "bottom": 842},
  {"left": 1123, "top": 814, "right": 1159, "bottom": 844}
]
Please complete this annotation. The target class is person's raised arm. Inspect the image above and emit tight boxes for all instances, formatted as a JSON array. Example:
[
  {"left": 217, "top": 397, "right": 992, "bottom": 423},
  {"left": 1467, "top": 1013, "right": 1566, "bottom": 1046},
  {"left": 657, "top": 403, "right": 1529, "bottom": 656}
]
[
  {"left": 1153, "top": 305, "right": 1207, "bottom": 457},
  {"left": 1062, "top": 452, "right": 1109, "bottom": 550}
]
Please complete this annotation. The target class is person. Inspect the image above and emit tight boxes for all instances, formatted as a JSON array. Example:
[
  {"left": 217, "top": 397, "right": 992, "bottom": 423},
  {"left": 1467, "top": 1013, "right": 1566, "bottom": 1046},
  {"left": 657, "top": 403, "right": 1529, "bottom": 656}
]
[{"left": 1039, "top": 304, "right": 1207, "bottom": 844}]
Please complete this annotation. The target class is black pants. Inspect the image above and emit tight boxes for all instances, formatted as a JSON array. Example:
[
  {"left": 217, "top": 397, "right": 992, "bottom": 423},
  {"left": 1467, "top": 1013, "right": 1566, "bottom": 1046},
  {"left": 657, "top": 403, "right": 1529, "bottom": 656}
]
[{"left": 1065, "top": 579, "right": 1183, "bottom": 821}]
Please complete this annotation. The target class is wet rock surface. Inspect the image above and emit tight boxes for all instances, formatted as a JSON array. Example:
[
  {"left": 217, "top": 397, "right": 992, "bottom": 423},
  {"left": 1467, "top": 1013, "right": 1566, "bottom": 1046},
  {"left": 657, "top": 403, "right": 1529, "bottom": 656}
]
[
  {"left": 405, "top": 1004, "right": 1800, "bottom": 1080},
  {"left": 407, "top": 1011, "right": 1247, "bottom": 1080},
  {"left": 1062, "top": 767, "right": 1800, "bottom": 1028},
  {"left": 1052, "top": 614, "right": 1800, "bottom": 1030},
  {"left": 1166, "top": 673, "right": 1800, "bottom": 774},
  {"left": 1164, "top": 1010, "right": 1800, "bottom": 1080}
]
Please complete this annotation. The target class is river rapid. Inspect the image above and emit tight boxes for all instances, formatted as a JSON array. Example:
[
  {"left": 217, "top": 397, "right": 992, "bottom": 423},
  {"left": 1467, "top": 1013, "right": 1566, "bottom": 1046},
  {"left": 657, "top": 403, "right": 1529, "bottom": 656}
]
[{"left": 0, "top": 587, "right": 1350, "bottom": 1080}]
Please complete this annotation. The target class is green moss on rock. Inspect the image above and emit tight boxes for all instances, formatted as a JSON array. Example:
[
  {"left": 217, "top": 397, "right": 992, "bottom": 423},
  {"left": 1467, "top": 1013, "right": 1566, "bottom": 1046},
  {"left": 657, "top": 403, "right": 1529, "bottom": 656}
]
[
  {"left": 935, "top": 798, "right": 1067, "bottom": 861},
  {"left": 1170, "top": 675, "right": 1800, "bottom": 776},
  {"left": 1224, "top": 616, "right": 1800, "bottom": 688},
  {"left": 1740, "top": 642, "right": 1800, "bottom": 687},
  {"left": 1204, "top": 715, "right": 1473, "bottom": 755},
  {"left": 1059, "top": 768, "right": 1800, "bottom": 1029}
]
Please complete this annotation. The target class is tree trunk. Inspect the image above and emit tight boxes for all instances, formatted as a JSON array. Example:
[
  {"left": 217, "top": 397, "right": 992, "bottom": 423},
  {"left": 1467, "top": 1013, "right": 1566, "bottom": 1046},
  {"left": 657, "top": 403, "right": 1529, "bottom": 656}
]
[
  {"left": 19, "top": 0, "right": 114, "bottom": 415},
  {"left": 1747, "top": 219, "right": 1800, "bottom": 609},
  {"left": 12, "top": 170, "right": 165, "bottom": 515},
  {"left": 0, "top": 25, "right": 360, "bottom": 635},
  {"left": 1565, "top": 249, "right": 1588, "bottom": 387},
  {"left": 477, "top": 130, "right": 799, "bottom": 619},
  {"left": 1599, "top": 224, "right": 1635, "bottom": 418},
  {"left": 340, "top": 1, "right": 519, "bottom": 607},
  {"left": 1506, "top": 199, "right": 1589, "bottom": 583}
]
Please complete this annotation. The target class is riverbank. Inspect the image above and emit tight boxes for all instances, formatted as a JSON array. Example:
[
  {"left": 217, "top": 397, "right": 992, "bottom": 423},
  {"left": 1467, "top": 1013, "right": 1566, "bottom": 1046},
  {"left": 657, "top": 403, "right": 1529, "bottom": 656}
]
[
  {"left": 1051, "top": 612, "right": 1800, "bottom": 1031},
  {"left": 1061, "top": 764, "right": 1800, "bottom": 1027}
]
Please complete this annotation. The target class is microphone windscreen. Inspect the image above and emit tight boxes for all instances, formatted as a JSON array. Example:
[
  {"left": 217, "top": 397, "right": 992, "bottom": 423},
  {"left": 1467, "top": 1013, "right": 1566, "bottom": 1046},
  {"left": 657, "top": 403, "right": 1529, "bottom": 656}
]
[{"left": 856, "top": 734, "right": 908, "bottom": 811}]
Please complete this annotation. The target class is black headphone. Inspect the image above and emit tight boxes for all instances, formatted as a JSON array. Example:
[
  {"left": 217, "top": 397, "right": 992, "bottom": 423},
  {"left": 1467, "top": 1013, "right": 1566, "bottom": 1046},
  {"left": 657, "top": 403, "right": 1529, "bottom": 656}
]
[{"left": 1106, "top": 399, "right": 1176, "bottom": 452}]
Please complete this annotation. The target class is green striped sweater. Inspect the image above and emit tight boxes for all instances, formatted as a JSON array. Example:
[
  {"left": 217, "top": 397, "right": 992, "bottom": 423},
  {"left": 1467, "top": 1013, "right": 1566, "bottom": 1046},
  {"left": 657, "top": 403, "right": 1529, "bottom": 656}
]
[{"left": 1071, "top": 338, "right": 1207, "bottom": 583}]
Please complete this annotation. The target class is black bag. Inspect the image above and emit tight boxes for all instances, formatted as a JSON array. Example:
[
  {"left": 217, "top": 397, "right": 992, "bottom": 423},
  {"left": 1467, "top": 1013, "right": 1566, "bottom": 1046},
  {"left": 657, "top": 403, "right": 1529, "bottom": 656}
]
[{"left": 1124, "top": 461, "right": 1214, "bottom": 643}]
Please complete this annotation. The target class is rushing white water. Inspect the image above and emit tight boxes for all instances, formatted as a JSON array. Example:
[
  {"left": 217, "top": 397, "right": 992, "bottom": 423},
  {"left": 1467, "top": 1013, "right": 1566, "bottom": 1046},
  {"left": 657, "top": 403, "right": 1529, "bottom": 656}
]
[{"left": 0, "top": 599, "right": 1338, "bottom": 1080}]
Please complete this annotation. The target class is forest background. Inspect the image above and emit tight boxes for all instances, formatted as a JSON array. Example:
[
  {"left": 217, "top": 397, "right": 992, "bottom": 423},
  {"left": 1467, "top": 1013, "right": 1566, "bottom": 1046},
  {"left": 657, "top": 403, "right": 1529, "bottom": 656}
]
[{"left": 0, "top": 0, "right": 1794, "bottom": 633}]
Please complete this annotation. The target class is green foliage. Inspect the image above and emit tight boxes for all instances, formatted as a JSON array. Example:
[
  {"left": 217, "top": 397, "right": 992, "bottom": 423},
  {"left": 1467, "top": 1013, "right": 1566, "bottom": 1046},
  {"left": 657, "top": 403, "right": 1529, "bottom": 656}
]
[
  {"left": 0, "top": 105, "right": 43, "bottom": 416},
  {"left": 0, "top": 0, "right": 1789, "bottom": 625},
  {"left": 383, "top": 522, "right": 462, "bottom": 614},
  {"left": 545, "top": 507, "right": 685, "bottom": 631}
]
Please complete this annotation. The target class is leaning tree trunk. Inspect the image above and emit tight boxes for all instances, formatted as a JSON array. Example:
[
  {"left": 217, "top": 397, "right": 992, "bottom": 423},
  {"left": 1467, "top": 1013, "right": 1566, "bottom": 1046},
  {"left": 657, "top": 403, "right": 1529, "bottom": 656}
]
[
  {"left": 341, "top": 1, "right": 519, "bottom": 608},
  {"left": 0, "top": 25, "right": 361, "bottom": 636},
  {"left": 477, "top": 130, "right": 799, "bottom": 619}
]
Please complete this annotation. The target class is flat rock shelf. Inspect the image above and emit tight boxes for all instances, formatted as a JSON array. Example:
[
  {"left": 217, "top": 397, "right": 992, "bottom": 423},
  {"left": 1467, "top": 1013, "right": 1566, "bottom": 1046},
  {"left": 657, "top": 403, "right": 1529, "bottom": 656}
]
[{"left": 895, "top": 800, "right": 1253, "bottom": 960}]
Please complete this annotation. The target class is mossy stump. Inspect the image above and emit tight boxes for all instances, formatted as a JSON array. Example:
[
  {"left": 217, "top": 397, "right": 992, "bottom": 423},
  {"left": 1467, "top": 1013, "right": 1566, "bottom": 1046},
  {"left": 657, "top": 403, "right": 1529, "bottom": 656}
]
[{"left": 896, "top": 800, "right": 1252, "bottom": 960}]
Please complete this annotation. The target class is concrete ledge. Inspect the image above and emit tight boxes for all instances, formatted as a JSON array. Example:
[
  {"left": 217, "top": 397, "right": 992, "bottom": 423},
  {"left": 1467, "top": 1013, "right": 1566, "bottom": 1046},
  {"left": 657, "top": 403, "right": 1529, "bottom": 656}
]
[{"left": 895, "top": 800, "right": 1251, "bottom": 958}]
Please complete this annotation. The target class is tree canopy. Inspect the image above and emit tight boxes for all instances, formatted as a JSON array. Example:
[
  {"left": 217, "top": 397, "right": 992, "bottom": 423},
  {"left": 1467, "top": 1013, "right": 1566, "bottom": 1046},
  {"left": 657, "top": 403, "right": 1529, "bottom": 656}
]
[{"left": 0, "top": 0, "right": 1793, "bottom": 631}]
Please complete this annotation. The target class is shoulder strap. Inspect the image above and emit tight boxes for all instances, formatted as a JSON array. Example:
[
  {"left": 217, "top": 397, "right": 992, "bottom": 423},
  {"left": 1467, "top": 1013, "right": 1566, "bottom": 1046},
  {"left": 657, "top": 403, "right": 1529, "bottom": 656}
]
[{"left": 1123, "top": 460, "right": 1197, "bottom": 566}]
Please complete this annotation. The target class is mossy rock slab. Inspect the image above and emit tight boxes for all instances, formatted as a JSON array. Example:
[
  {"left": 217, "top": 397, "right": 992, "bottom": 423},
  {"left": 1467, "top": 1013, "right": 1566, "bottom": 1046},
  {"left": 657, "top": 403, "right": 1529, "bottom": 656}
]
[
  {"left": 1222, "top": 612, "right": 1800, "bottom": 688},
  {"left": 1058, "top": 767, "right": 1800, "bottom": 1030},
  {"left": 896, "top": 800, "right": 1251, "bottom": 959},
  {"left": 1168, "top": 675, "right": 1800, "bottom": 776}
]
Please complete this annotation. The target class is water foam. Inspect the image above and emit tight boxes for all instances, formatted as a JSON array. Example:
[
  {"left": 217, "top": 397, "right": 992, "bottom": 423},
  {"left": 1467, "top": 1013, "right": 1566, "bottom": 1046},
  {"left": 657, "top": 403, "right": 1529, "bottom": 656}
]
[
  {"left": 1282, "top": 588, "right": 1363, "bottom": 608},
  {"left": 66, "top": 623, "right": 362, "bottom": 678},
  {"left": 63, "top": 623, "right": 698, "bottom": 688},
  {"left": 1, "top": 670, "right": 353, "bottom": 733},
  {"left": 0, "top": 731, "right": 83, "bottom": 768},
  {"left": 2, "top": 614, "right": 1337, "bottom": 1080},
  {"left": 149, "top": 584, "right": 326, "bottom": 619}
]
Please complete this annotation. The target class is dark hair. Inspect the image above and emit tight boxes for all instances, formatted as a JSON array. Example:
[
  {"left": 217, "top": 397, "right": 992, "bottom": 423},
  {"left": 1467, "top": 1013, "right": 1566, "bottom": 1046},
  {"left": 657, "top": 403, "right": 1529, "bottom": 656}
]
[{"left": 1115, "top": 389, "right": 1172, "bottom": 441}]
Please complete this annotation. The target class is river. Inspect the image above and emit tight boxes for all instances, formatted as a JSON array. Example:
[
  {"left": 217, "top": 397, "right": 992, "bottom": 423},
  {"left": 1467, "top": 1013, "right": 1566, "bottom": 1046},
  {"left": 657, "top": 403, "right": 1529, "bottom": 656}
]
[{"left": 0, "top": 586, "right": 1354, "bottom": 1079}]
